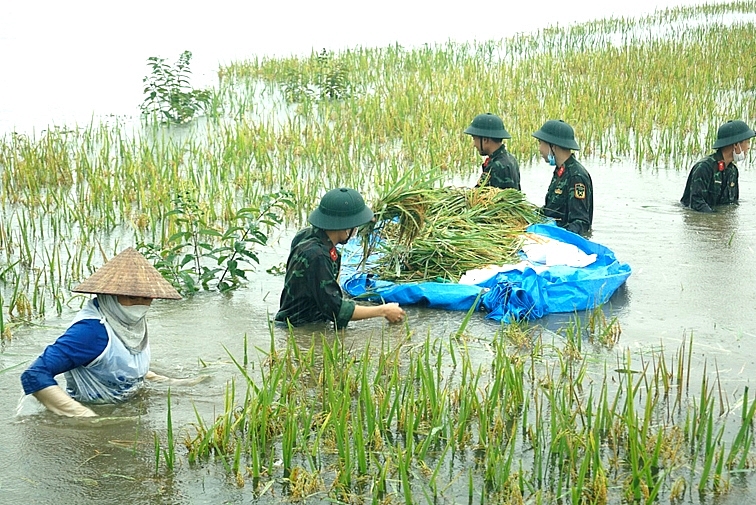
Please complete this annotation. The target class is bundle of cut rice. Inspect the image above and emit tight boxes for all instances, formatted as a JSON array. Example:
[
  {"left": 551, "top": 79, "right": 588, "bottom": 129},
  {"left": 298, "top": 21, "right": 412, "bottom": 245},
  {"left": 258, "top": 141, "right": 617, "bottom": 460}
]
[{"left": 361, "top": 173, "right": 544, "bottom": 282}]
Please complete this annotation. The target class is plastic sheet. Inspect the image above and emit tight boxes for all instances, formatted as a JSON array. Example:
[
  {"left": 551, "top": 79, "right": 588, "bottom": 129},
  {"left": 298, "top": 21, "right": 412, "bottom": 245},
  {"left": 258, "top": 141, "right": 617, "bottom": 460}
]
[{"left": 340, "top": 222, "right": 631, "bottom": 322}]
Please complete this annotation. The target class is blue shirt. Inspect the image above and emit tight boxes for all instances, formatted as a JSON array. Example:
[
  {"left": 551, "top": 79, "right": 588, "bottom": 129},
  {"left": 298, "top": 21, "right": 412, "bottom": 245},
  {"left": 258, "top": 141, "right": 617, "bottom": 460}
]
[{"left": 21, "top": 318, "right": 108, "bottom": 395}]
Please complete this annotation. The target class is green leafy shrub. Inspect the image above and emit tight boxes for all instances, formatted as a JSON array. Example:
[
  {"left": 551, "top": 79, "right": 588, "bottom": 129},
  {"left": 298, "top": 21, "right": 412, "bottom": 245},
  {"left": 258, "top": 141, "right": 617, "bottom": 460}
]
[
  {"left": 140, "top": 50, "right": 212, "bottom": 124},
  {"left": 138, "top": 190, "right": 293, "bottom": 294}
]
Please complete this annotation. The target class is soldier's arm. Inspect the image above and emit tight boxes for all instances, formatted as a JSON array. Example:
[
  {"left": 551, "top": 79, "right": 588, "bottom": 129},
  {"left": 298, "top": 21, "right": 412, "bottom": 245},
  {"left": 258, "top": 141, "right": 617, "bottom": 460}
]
[
  {"left": 729, "top": 166, "right": 739, "bottom": 203},
  {"left": 564, "top": 176, "right": 592, "bottom": 235},
  {"left": 688, "top": 163, "right": 714, "bottom": 212},
  {"left": 352, "top": 303, "right": 405, "bottom": 323},
  {"left": 304, "top": 253, "right": 354, "bottom": 326}
]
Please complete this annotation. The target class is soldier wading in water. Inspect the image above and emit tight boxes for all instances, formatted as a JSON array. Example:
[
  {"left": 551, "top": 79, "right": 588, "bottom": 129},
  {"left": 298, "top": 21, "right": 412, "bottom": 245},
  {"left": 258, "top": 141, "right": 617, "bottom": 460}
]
[
  {"left": 533, "top": 119, "right": 593, "bottom": 237},
  {"left": 681, "top": 119, "right": 755, "bottom": 212},
  {"left": 275, "top": 187, "right": 406, "bottom": 329},
  {"left": 464, "top": 112, "right": 521, "bottom": 191}
]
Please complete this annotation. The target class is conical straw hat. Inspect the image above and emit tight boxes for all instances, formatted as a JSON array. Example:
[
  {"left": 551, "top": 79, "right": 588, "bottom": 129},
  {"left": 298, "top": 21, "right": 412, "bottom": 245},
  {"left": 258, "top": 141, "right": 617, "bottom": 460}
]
[{"left": 72, "top": 247, "right": 182, "bottom": 300}]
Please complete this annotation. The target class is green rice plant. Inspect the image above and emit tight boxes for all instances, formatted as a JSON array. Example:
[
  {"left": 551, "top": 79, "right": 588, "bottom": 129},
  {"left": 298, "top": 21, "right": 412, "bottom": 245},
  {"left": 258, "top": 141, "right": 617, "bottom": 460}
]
[
  {"left": 280, "top": 49, "right": 355, "bottom": 103},
  {"left": 359, "top": 343, "right": 377, "bottom": 444},
  {"left": 282, "top": 404, "right": 298, "bottom": 476},
  {"left": 353, "top": 399, "right": 368, "bottom": 476},
  {"left": 698, "top": 414, "right": 726, "bottom": 493},
  {"left": 726, "top": 386, "right": 756, "bottom": 470},
  {"left": 174, "top": 319, "right": 756, "bottom": 502},
  {"left": 155, "top": 388, "right": 175, "bottom": 473},
  {"left": 586, "top": 304, "right": 621, "bottom": 349}
]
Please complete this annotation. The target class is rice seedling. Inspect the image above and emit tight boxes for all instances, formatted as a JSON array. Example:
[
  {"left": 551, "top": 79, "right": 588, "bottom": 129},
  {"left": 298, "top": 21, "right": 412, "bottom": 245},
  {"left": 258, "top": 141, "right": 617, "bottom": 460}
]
[
  {"left": 180, "top": 321, "right": 754, "bottom": 502},
  {"left": 154, "top": 388, "right": 175, "bottom": 474}
]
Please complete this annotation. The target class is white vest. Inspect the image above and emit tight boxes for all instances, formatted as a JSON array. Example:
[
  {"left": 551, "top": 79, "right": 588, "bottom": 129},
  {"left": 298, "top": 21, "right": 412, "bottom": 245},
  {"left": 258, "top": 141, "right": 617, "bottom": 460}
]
[{"left": 64, "top": 299, "right": 151, "bottom": 403}]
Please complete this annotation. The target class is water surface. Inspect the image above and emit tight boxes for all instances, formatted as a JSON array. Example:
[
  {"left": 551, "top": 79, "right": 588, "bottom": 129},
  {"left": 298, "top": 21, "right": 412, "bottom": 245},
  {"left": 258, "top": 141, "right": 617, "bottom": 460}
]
[{"left": 3, "top": 157, "right": 756, "bottom": 503}]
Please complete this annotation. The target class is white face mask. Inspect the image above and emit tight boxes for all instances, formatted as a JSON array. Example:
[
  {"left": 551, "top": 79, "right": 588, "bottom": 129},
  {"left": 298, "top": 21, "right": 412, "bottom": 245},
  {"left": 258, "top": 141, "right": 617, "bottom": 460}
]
[
  {"left": 119, "top": 303, "right": 150, "bottom": 323},
  {"left": 733, "top": 143, "right": 746, "bottom": 163}
]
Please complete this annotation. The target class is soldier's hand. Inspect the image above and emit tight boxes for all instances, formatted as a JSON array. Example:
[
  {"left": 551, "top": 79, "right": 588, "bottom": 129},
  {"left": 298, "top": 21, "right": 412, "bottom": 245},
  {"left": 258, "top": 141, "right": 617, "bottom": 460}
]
[{"left": 382, "top": 303, "right": 406, "bottom": 323}]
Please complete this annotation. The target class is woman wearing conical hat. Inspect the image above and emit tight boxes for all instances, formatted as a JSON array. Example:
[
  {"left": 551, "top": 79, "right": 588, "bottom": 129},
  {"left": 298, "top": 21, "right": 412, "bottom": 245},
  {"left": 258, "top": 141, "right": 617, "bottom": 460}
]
[{"left": 20, "top": 248, "right": 182, "bottom": 417}]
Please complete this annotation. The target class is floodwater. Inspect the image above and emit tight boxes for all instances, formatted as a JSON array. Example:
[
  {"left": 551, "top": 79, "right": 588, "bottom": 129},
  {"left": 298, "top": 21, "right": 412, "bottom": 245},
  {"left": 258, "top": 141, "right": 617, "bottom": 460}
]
[
  {"left": 2, "top": 0, "right": 755, "bottom": 503},
  {"left": 3, "top": 158, "right": 756, "bottom": 504}
]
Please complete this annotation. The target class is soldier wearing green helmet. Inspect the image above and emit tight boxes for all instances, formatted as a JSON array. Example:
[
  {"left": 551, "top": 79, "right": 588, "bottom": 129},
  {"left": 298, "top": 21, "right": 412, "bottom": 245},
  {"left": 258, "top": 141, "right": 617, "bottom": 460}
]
[
  {"left": 463, "top": 113, "right": 521, "bottom": 190},
  {"left": 275, "top": 188, "right": 405, "bottom": 328},
  {"left": 681, "top": 120, "right": 755, "bottom": 212},
  {"left": 533, "top": 119, "right": 593, "bottom": 236}
]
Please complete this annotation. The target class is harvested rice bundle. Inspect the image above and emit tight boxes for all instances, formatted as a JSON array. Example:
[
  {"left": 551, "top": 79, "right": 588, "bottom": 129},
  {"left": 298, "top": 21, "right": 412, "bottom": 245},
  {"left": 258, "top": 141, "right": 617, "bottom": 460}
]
[{"left": 362, "top": 174, "right": 543, "bottom": 282}]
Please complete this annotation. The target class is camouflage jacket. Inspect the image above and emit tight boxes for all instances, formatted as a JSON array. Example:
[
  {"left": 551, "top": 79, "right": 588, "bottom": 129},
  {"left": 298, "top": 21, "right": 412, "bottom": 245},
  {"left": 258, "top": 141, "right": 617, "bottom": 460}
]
[
  {"left": 477, "top": 145, "right": 521, "bottom": 190},
  {"left": 275, "top": 227, "right": 355, "bottom": 328},
  {"left": 543, "top": 155, "right": 593, "bottom": 236},
  {"left": 680, "top": 152, "right": 739, "bottom": 212}
]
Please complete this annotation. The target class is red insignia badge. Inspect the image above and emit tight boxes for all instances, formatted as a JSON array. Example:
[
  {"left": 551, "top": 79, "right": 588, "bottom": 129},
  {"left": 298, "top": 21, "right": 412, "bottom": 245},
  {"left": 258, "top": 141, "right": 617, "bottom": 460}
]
[
  {"left": 556, "top": 166, "right": 565, "bottom": 177},
  {"left": 718, "top": 161, "right": 725, "bottom": 172},
  {"left": 483, "top": 157, "right": 491, "bottom": 168},
  {"left": 329, "top": 247, "right": 338, "bottom": 261}
]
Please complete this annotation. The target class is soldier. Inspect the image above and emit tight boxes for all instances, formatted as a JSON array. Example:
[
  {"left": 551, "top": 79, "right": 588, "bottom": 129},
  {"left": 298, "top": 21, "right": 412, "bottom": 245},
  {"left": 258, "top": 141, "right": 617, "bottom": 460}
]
[
  {"left": 275, "top": 187, "right": 405, "bottom": 328},
  {"left": 533, "top": 119, "right": 593, "bottom": 236},
  {"left": 463, "top": 113, "right": 521, "bottom": 190},
  {"left": 681, "top": 120, "right": 755, "bottom": 212}
]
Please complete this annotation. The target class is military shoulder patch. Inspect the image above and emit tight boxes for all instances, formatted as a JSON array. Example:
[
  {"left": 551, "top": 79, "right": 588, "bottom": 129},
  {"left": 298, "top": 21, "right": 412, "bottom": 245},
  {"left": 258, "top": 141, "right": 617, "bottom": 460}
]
[{"left": 574, "top": 183, "right": 586, "bottom": 199}]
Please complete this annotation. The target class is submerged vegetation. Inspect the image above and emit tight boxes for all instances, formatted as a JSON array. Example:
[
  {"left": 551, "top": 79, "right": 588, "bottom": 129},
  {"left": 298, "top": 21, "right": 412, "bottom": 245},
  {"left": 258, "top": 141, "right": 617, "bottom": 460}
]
[{"left": 169, "top": 321, "right": 755, "bottom": 504}]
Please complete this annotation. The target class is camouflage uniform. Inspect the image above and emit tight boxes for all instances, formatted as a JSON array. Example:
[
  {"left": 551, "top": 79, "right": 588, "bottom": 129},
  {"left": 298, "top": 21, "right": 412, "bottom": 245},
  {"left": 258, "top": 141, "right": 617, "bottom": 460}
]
[
  {"left": 275, "top": 227, "right": 355, "bottom": 328},
  {"left": 477, "top": 145, "right": 521, "bottom": 190},
  {"left": 543, "top": 155, "right": 593, "bottom": 236},
  {"left": 680, "top": 152, "right": 739, "bottom": 212}
]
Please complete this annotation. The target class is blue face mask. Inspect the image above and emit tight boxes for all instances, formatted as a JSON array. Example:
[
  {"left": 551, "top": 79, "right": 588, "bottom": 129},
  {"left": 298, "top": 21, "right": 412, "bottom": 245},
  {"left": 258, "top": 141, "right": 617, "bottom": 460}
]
[{"left": 547, "top": 152, "right": 556, "bottom": 166}]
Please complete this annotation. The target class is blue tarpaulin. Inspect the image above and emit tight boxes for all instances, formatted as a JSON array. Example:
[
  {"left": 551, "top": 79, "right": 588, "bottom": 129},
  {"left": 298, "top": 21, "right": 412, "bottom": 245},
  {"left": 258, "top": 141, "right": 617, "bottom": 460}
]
[{"left": 340, "top": 222, "right": 631, "bottom": 322}]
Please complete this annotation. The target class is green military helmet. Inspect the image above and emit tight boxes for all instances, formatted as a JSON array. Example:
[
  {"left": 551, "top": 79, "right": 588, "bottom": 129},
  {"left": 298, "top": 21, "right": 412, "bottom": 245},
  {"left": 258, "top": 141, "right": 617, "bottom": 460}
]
[
  {"left": 463, "top": 113, "right": 512, "bottom": 139},
  {"left": 532, "top": 119, "right": 580, "bottom": 151},
  {"left": 712, "top": 120, "right": 756, "bottom": 149},
  {"left": 308, "top": 187, "right": 374, "bottom": 230}
]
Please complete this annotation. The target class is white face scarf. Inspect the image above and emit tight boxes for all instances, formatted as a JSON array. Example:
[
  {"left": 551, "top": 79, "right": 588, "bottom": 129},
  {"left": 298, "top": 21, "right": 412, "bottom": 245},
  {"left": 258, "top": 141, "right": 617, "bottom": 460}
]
[{"left": 97, "top": 294, "right": 149, "bottom": 353}]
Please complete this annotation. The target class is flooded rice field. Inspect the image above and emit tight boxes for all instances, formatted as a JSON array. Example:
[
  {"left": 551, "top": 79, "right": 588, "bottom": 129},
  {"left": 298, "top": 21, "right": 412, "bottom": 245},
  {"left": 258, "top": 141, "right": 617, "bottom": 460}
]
[
  {"left": 2, "top": 157, "right": 756, "bottom": 504},
  {"left": 1, "top": 0, "right": 755, "bottom": 503}
]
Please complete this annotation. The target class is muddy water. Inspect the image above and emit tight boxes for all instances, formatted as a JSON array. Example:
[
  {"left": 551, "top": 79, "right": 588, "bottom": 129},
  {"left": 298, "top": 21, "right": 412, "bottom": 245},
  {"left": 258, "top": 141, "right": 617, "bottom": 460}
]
[
  {"left": 2, "top": 157, "right": 756, "bottom": 503},
  {"left": 1, "top": 0, "right": 753, "bottom": 501}
]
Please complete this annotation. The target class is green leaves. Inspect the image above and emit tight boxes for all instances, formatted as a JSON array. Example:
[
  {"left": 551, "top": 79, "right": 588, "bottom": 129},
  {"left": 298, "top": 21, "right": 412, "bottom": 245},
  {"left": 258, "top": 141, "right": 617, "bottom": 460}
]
[
  {"left": 281, "top": 49, "right": 354, "bottom": 103},
  {"left": 140, "top": 50, "right": 213, "bottom": 124},
  {"left": 138, "top": 190, "right": 293, "bottom": 295}
]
